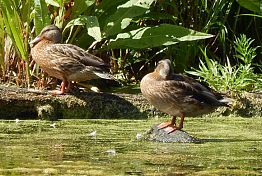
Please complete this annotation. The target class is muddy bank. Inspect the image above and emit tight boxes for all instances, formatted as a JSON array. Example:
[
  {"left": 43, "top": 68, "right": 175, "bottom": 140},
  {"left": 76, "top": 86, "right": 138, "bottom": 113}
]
[{"left": 0, "top": 86, "right": 261, "bottom": 119}]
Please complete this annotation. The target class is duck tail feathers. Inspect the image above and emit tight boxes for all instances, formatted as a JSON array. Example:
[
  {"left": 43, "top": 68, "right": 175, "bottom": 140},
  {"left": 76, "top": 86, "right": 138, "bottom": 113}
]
[
  {"left": 218, "top": 97, "right": 233, "bottom": 106},
  {"left": 94, "top": 71, "right": 114, "bottom": 80}
]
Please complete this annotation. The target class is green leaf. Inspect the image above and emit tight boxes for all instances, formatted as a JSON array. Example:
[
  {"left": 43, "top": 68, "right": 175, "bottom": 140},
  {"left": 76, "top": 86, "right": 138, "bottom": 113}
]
[
  {"left": 0, "top": 0, "right": 34, "bottom": 84},
  {"left": 96, "top": 0, "right": 130, "bottom": 30},
  {"left": 64, "top": 16, "right": 102, "bottom": 41},
  {"left": 85, "top": 16, "right": 102, "bottom": 41},
  {"left": 34, "top": 0, "right": 51, "bottom": 35},
  {"left": 237, "top": 0, "right": 262, "bottom": 14},
  {"left": 64, "top": 16, "right": 88, "bottom": 29},
  {"left": 0, "top": 0, "right": 27, "bottom": 60},
  {"left": 103, "top": 0, "right": 155, "bottom": 37},
  {"left": 96, "top": 0, "right": 129, "bottom": 17},
  {"left": 45, "top": 0, "right": 60, "bottom": 7},
  {"left": 71, "top": 0, "right": 96, "bottom": 18},
  {"left": 45, "top": 0, "right": 70, "bottom": 7},
  {"left": 107, "top": 24, "right": 214, "bottom": 49},
  {"left": 0, "top": 13, "right": 5, "bottom": 68},
  {"left": 20, "top": 0, "right": 32, "bottom": 24}
]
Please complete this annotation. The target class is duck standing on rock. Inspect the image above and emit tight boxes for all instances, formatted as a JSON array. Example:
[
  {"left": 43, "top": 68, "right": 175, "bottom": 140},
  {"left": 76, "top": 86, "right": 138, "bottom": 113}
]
[
  {"left": 30, "top": 25, "right": 113, "bottom": 95},
  {"left": 140, "top": 59, "right": 231, "bottom": 133}
]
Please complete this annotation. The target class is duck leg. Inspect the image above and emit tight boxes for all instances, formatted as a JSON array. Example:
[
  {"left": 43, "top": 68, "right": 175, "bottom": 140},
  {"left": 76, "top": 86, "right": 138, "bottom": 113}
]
[
  {"left": 51, "top": 81, "right": 66, "bottom": 95},
  {"left": 157, "top": 116, "right": 176, "bottom": 129},
  {"left": 157, "top": 113, "right": 185, "bottom": 133},
  {"left": 65, "top": 81, "right": 73, "bottom": 93}
]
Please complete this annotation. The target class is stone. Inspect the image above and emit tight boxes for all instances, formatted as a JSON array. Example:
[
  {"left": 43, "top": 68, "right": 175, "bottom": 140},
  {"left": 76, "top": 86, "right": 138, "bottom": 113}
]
[{"left": 146, "top": 124, "right": 200, "bottom": 143}]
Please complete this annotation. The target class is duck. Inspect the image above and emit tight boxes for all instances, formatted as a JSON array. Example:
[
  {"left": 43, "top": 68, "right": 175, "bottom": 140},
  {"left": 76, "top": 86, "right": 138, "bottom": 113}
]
[
  {"left": 140, "top": 59, "right": 230, "bottom": 133},
  {"left": 30, "top": 25, "right": 113, "bottom": 95}
]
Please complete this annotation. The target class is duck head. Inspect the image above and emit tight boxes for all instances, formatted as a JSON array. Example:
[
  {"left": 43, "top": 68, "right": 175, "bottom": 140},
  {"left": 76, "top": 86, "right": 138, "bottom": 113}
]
[
  {"left": 30, "top": 25, "right": 62, "bottom": 46},
  {"left": 155, "top": 59, "right": 174, "bottom": 79}
]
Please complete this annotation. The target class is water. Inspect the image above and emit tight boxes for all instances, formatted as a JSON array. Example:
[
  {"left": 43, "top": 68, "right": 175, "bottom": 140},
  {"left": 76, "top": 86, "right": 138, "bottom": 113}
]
[{"left": 0, "top": 117, "right": 262, "bottom": 175}]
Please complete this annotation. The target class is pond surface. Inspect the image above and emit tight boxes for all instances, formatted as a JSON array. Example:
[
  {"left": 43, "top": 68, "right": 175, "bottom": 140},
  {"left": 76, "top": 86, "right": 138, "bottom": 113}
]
[{"left": 0, "top": 117, "right": 262, "bottom": 175}]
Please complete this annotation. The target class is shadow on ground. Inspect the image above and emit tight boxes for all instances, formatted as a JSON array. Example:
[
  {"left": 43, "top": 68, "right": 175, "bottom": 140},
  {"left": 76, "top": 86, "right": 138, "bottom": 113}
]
[{"left": 0, "top": 86, "right": 147, "bottom": 120}]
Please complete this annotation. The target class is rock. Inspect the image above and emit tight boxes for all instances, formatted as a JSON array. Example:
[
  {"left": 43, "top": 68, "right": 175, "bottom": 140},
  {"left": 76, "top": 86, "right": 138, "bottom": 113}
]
[
  {"left": 146, "top": 124, "right": 200, "bottom": 143},
  {"left": 0, "top": 85, "right": 261, "bottom": 120},
  {"left": 0, "top": 85, "right": 151, "bottom": 119}
]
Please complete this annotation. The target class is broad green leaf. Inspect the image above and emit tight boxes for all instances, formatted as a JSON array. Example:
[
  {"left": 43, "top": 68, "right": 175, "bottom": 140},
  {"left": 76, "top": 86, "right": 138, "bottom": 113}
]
[
  {"left": 237, "top": 0, "right": 262, "bottom": 14},
  {"left": 64, "top": 16, "right": 102, "bottom": 42},
  {"left": 107, "top": 24, "right": 214, "bottom": 49},
  {"left": 34, "top": 0, "right": 51, "bottom": 35},
  {"left": 103, "top": 0, "right": 155, "bottom": 37},
  {"left": 85, "top": 16, "right": 102, "bottom": 41},
  {"left": 96, "top": 0, "right": 129, "bottom": 31},
  {"left": 96, "top": 0, "right": 128, "bottom": 17},
  {"left": 136, "top": 11, "right": 177, "bottom": 21},
  {"left": 64, "top": 16, "right": 87, "bottom": 43},
  {"left": 71, "top": 0, "right": 96, "bottom": 18},
  {"left": 64, "top": 17, "right": 87, "bottom": 30}
]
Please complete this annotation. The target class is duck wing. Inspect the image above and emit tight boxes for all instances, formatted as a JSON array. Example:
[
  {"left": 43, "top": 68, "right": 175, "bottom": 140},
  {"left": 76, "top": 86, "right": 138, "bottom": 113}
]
[
  {"left": 167, "top": 73, "right": 227, "bottom": 106},
  {"left": 46, "top": 44, "right": 109, "bottom": 69}
]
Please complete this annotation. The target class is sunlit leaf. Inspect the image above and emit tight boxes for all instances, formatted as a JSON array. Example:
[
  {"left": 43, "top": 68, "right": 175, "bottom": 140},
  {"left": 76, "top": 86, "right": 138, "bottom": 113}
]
[
  {"left": 107, "top": 24, "right": 214, "bottom": 49},
  {"left": 45, "top": 0, "right": 60, "bottom": 7},
  {"left": 45, "top": 0, "right": 70, "bottom": 7},
  {"left": 103, "top": 0, "right": 155, "bottom": 37},
  {"left": 64, "top": 16, "right": 102, "bottom": 42},
  {"left": 85, "top": 16, "right": 102, "bottom": 41}
]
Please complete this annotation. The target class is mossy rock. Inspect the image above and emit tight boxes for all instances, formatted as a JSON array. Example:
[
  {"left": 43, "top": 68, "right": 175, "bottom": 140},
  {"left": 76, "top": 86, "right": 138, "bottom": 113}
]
[
  {"left": 0, "top": 85, "right": 261, "bottom": 120},
  {"left": 0, "top": 86, "right": 149, "bottom": 120}
]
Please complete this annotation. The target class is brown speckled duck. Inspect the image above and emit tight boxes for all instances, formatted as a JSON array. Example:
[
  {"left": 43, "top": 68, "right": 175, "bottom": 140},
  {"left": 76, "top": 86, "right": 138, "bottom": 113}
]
[
  {"left": 30, "top": 25, "right": 113, "bottom": 95},
  {"left": 140, "top": 59, "right": 230, "bottom": 133}
]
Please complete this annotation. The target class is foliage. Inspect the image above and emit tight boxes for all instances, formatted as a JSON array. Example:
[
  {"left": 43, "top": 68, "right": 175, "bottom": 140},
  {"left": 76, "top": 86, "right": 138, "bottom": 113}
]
[
  {"left": 0, "top": 13, "right": 5, "bottom": 77},
  {"left": 0, "top": 0, "right": 261, "bottom": 92},
  {"left": 234, "top": 34, "right": 259, "bottom": 65},
  {"left": 187, "top": 35, "right": 261, "bottom": 92},
  {"left": 62, "top": 0, "right": 214, "bottom": 49},
  {"left": 0, "top": 0, "right": 32, "bottom": 86},
  {"left": 107, "top": 24, "right": 213, "bottom": 49},
  {"left": 237, "top": 0, "right": 262, "bottom": 15},
  {"left": 0, "top": 0, "right": 214, "bottom": 86},
  {"left": 33, "top": 0, "right": 51, "bottom": 34}
]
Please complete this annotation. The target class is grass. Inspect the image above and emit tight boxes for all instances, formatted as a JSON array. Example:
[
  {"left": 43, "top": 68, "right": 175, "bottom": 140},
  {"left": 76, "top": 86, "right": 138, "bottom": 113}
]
[{"left": 0, "top": 116, "right": 262, "bottom": 175}]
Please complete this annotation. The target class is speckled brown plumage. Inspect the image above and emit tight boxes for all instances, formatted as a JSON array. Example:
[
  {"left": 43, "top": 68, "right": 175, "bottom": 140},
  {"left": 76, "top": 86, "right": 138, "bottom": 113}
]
[
  {"left": 140, "top": 59, "right": 230, "bottom": 133},
  {"left": 30, "top": 25, "right": 112, "bottom": 95}
]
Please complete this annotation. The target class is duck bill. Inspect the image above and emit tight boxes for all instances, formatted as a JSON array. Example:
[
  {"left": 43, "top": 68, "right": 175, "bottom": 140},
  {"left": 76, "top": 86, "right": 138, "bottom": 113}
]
[{"left": 29, "top": 36, "right": 41, "bottom": 46}]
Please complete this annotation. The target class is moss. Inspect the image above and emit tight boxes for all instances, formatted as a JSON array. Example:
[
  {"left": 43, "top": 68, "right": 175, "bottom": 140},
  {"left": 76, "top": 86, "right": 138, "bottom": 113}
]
[
  {"left": 36, "top": 104, "right": 55, "bottom": 120},
  {"left": 0, "top": 85, "right": 262, "bottom": 120},
  {"left": 222, "top": 92, "right": 262, "bottom": 117}
]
